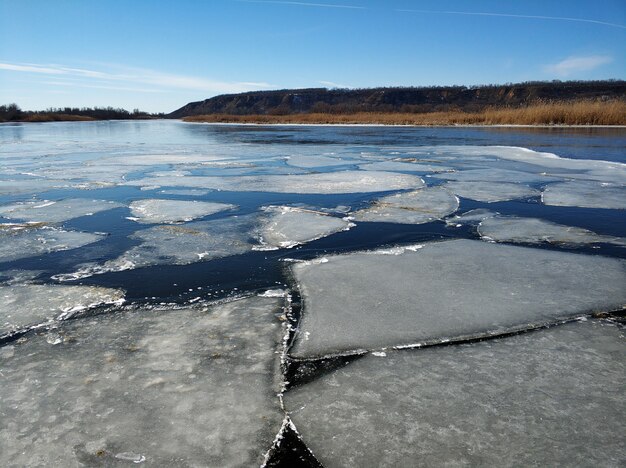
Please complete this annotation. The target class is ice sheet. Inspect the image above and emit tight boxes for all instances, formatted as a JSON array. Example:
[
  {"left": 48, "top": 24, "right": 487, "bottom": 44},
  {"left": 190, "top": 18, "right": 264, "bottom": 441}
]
[
  {"left": 0, "top": 179, "right": 69, "bottom": 196},
  {"left": 289, "top": 239, "right": 626, "bottom": 357},
  {"left": 0, "top": 284, "right": 124, "bottom": 337},
  {"left": 0, "top": 296, "right": 285, "bottom": 466},
  {"left": 128, "top": 199, "right": 235, "bottom": 224},
  {"left": 445, "top": 208, "right": 499, "bottom": 226},
  {"left": 478, "top": 216, "right": 626, "bottom": 246},
  {"left": 443, "top": 181, "right": 540, "bottom": 202},
  {"left": 407, "top": 145, "right": 626, "bottom": 182},
  {"left": 359, "top": 161, "right": 453, "bottom": 173},
  {"left": 0, "top": 199, "right": 122, "bottom": 223},
  {"left": 351, "top": 187, "right": 459, "bottom": 224},
  {"left": 542, "top": 181, "right": 626, "bottom": 210},
  {"left": 126, "top": 170, "right": 424, "bottom": 194},
  {"left": 285, "top": 320, "right": 625, "bottom": 467},
  {"left": 258, "top": 206, "right": 352, "bottom": 249},
  {"left": 0, "top": 228, "right": 105, "bottom": 263},
  {"left": 431, "top": 167, "right": 559, "bottom": 184},
  {"left": 56, "top": 216, "right": 260, "bottom": 279},
  {"left": 285, "top": 154, "right": 356, "bottom": 168}
]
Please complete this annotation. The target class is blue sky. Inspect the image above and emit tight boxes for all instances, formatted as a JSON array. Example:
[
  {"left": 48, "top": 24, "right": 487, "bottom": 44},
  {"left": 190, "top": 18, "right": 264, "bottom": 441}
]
[{"left": 1, "top": 0, "right": 624, "bottom": 113}]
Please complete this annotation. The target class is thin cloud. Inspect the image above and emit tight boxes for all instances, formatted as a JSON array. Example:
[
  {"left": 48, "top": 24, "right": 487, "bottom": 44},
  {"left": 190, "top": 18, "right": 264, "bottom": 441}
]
[
  {"left": 397, "top": 9, "right": 626, "bottom": 30},
  {"left": 544, "top": 55, "right": 613, "bottom": 76},
  {"left": 237, "top": 0, "right": 365, "bottom": 10},
  {"left": 319, "top": 80, "right": 352, "bottom": 88},
  {"left": 0, "top": 61, "right": 274, "bottom": 94}
]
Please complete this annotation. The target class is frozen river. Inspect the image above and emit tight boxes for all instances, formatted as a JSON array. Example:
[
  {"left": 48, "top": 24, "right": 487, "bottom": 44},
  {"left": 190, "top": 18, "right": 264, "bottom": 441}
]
[{"left": 1, "top": 121, "right": 624, "bottom": 466}]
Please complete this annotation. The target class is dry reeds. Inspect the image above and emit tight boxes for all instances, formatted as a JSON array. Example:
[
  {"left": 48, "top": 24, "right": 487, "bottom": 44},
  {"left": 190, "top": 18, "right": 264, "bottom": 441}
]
[{"left": 183, "top": 100, "right": 626, "bottom": 126}]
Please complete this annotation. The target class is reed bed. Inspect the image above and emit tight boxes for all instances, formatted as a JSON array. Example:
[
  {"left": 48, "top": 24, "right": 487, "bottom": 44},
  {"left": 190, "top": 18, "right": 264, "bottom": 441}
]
[{"left": 183, "top": 100, "right": 626, "bottom": 126}]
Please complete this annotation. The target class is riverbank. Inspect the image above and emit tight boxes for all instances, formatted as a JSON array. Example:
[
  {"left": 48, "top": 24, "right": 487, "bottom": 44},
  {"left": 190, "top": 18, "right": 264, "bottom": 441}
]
[{"left": 183, "top": 101, "right": 626, "bottom": 126}]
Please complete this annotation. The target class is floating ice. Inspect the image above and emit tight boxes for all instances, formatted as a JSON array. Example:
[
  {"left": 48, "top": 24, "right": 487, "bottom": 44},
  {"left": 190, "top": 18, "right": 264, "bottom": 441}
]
[
  {"left": 408, "top": 145, "right": 626, "bottom": 181},
  {"left": 0, "top": 179, "right": 69, "bottom": 196},
  {"left": 258, "top": 206, "right": 352, "bottom": 249},
  {"left": 478, "top": 216, "right": 626, "bottom": 247},
  {"left": 444, "top": 208, "right": 498, "bottom": 226},
  {"left": 285, "top": 320, "right": 625, "bottom": 467},
  {"left": 285, "top": 154, "right": 356, "bottom": 168},
  {"left": 0, "top": 296, "right": 285, "bottom": 466},
  {"left": 0, "top": 227, "right": 105, "bottom": 263},
  {"left": 126, "top": 171, "right": 424, "bottom": 194},
  {"left": 359, "top": 161, "right": 453, "bottom": 173},
  {"left": 0, "top": 199, "right": 122, "bottom": 223},
  {"left": 289, "top": 239, "right": 626, "bottom": 357},
  {"left": 159, "top": 189, "right": 212, "bottom": 196},
  {"left": 128, "top": 199, "right": 235, "bottom": 224},
  {"left": 351, "top": 186, "right": 459, "bottom": 224},
  {"left": 542, "top": 181, "right": 626, "bottom": 210},
  {"left": 432, "top": 167, "right": 560, "bottom": 184},
  {"left": 58, "top": 216, "right": 260, "bottom": 279},
  {"left": 0, "top": 284, "right": 124, "bottom": 337},
  {"left": 443, "top": 181, "right": 540, "bottom": 202}
]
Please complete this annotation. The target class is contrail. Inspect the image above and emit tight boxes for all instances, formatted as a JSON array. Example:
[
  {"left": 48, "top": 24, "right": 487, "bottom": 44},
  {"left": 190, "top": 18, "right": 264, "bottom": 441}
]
[{"left": 397, "top": 9, "right": 626, "bottom": 30}]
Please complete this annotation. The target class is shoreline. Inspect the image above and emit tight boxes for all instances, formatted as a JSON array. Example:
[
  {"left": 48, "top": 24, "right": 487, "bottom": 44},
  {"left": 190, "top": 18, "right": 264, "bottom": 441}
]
[
  {"left": 182, "top": 121, "right": 626, "bottom": 129},
  {"left": 2, "top": 119, "right": 626, "bottom": 129}
]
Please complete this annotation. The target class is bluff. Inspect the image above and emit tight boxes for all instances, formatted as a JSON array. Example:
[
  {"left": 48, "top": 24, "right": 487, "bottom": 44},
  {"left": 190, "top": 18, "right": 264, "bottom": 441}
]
[{"left": 168, "top": 80, "right": 626, "bottom": 118}]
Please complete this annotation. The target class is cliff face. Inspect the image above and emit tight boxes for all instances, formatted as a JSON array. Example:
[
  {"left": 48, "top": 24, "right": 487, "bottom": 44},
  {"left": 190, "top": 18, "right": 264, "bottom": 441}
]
[{"left": 168, "top": 81, "right": 626, "bottom": 118}]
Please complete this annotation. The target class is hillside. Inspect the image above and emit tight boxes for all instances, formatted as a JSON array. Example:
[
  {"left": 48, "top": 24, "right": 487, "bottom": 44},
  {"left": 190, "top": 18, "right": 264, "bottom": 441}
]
[{"left": 168, "top": 80, "right": 626, "bottom": 118}]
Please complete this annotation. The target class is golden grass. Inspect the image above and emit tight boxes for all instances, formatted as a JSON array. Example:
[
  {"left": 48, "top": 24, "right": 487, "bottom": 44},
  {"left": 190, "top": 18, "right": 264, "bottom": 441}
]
[{"left": 183, "top": 100, "right": 626, "bottom": 126}]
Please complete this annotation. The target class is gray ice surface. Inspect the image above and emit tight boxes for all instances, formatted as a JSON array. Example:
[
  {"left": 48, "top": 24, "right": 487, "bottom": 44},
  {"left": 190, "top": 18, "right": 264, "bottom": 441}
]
[
  {"left": 289, "top": 239, "right": 626, "bottom": 357},
  {"left": 542, "top": 181, "right": 626, "bottom": 209},
  {"left": 285, "top": 320, "right": 626, "bottom": 468},
  {"left": 406, "top": 145, "right": 626, "bottom": 182},
  {"left": 443, "top": 181, "right": 540, "bottom": 202},
  {"left": 0, "top": 179, "right": 69, "bottom": 196},
  {"left": 128, "top": 199, "right": 235, "bottom": 224},
  {"left": 0, "top": 227, "right": 105, "bottom": 263},
  {"left": 445, "top": 208, "right": 499, "bottom": 226},
  {"left": 0, "top": 295, "right": 285, "bottom": 467},
  {"left": 351, "top": 186, "right": 459, "bottom": 224},
  {"left": 359, "top": 161, "right": 454, "bottom": 173},
  {"left": 285, "top": 154, "right": 356, "bottom": 168},
  {"left": 258, "top": 206, "right": 352, "bottom": 249},
  {"left": 0, "top": 284, "right": 124, "bottom": 337},
  {"left": 159, "top": 189, "right": 212, "bottom": 196},
  {"left": 55, "top": 216, "right": 260, "bottom": 280},
  {"left": 126, "top": 170, "right": 424, "bottom": 194},
  {"left": 0, "top": 198, "right": 122, "bottom": 223},
  {"left": 479, "top": 216, "right": 626, "bottom": 247},
  {"left": 431, "top": 167, "right": 559, "bottom": 184}
]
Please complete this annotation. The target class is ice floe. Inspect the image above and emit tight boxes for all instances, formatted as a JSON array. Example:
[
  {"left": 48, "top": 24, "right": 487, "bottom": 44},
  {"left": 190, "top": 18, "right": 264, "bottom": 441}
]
[
  {"left": 359, "top": 161, "right": 453, "bottom": 173},
  {"left": 444, "top": 208, "right": 499, "bottom": 226},
  {"left": 56, "top": 216, "right": 261, "bottom": 279},
  {"left": 285, "top": 154, "right": 356, "bottom": 168},
  {"left": 0, "top": 227, "right": 105, "bottom": 263},
  {"left": 431, "top": 167, "right": 559, "bottom": 184},
  {"left": 0, "top": 295, "right": 285, "bottom": 466},
  {"left": 443, "top": 181, "right": 540, "bottom": 202},
  {"left": 478, "top": 216, "right": 626, "bottom": 247},
  {"left": 285, "top": 320, "right": 625, "bottom": 467},
  {"left": 128, "top": 199, "right": 235, "bottom": 224},
  {"left": 288, "top": 239, "right": 626, "bottom": 357},
  {"left": 351, "top": 186, "right": 459, "bottom": 224},
  {"left": 0, "top": 284, "right": 124, "bottom": 337},
  {"left": 0, "top": 199, "right": 122, "bottom": 223},
  {"left": 257, "top": 206, "right": 352, "bottom": 249},
  {"left": 126, "top": 170, "right": 424, "bottom": 194},
  {"left": 542, "top": 181, "right": 626, "bottom": 210}
]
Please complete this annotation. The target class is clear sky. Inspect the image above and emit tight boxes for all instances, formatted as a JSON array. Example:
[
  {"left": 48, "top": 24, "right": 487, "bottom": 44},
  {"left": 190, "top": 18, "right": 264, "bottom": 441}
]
[{"left": 1, "top": 0, "right": 624, "bottom": 113}]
